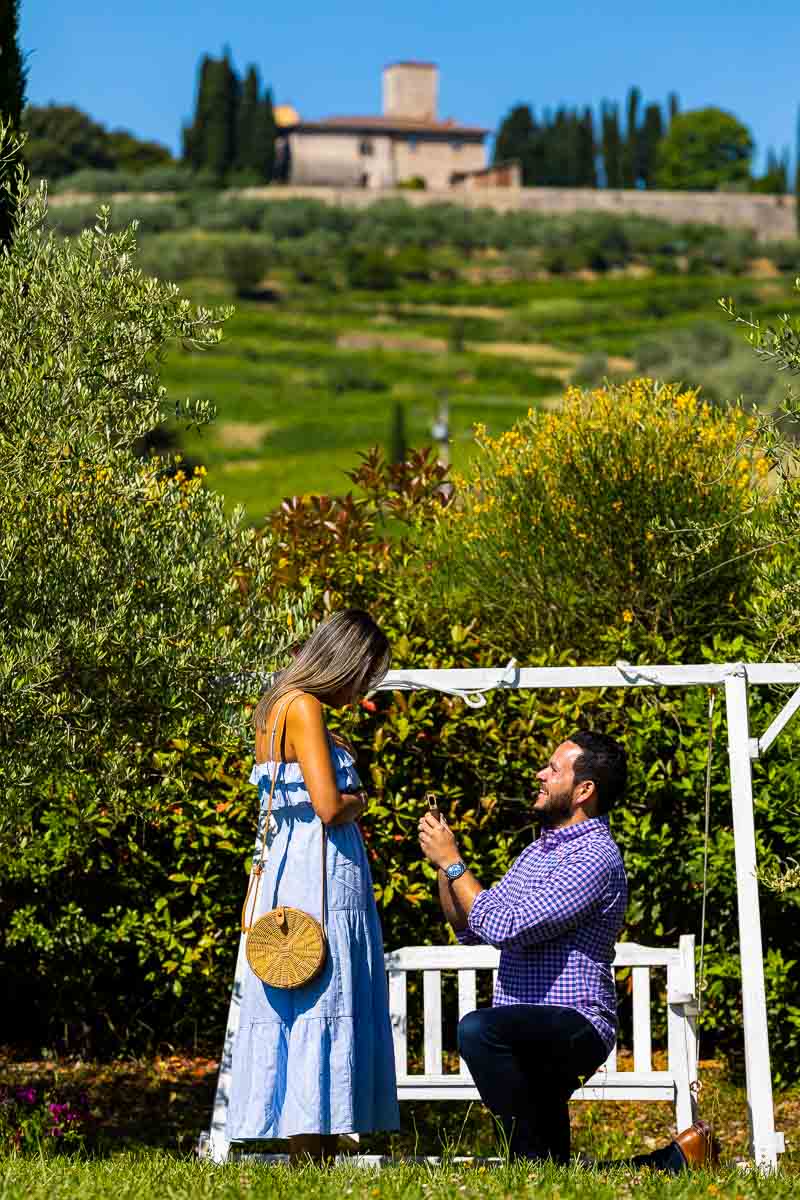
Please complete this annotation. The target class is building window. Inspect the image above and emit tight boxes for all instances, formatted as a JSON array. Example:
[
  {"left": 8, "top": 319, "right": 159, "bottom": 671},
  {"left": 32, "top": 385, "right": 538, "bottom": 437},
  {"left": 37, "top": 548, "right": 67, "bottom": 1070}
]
[
  {"left": 359, "top": 139, "right": 374, "bottom": 157},
  {"left": 451, "top": 138, "right": 463, "bottom": 151},
  {"left": 407, "top": 135, "right": 418, "bottom": 151}
]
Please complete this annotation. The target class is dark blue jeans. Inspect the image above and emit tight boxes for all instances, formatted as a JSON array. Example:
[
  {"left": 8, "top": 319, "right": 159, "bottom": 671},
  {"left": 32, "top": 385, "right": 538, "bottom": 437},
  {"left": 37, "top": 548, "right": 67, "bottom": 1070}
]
[{"left": 458, "top": 1003, "right": 608, "bottom": 1164}]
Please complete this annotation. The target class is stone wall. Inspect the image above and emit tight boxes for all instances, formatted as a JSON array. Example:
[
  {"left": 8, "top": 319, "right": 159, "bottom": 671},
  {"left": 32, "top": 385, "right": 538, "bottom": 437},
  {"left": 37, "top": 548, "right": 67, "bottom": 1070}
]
[
  {"left": 239, "top": 184, "right": 799, "bottom": 240},
  {"left": 48, "top": 182, "right": 799, "bottom": 240}
]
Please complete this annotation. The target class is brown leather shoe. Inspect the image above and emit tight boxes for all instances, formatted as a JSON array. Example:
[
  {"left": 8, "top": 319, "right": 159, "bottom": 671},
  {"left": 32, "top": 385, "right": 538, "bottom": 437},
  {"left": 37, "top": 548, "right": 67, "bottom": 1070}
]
[{"left": 673, "top": 1120, "right": 720, "bottom": 1168}]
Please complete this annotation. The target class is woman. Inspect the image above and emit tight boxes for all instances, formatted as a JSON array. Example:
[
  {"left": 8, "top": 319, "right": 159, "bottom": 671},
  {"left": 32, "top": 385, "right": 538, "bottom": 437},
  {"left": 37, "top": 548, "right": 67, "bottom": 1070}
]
[{"left": 227, "top": 609, "right": 399, "bottom": 1164}]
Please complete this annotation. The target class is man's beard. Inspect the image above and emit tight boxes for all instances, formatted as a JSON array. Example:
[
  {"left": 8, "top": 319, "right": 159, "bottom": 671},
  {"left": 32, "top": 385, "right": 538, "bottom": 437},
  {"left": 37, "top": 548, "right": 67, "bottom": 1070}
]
[{"left": 533, "top": 790, "right": 573, "bottom": 828}]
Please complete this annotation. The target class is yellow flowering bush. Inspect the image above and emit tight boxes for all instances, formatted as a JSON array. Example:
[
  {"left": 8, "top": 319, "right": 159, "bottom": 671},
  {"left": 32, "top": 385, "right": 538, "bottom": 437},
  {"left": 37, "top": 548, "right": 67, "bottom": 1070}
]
[{"left": 433, "top": 378, "right": 761, "bottom": 659}]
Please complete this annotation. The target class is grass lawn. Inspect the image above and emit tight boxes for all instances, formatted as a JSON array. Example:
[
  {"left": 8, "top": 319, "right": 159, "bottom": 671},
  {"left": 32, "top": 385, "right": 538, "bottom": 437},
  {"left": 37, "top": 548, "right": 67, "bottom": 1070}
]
[
  {"left": 159, "top": 271, "right": 800, "bottom": 521},
  {"left": 1, "top": 1052, "right": 798, "bottom": 1193},
  {"left": 2, "top": 1155, "right": 800, "bottom": 1200}
]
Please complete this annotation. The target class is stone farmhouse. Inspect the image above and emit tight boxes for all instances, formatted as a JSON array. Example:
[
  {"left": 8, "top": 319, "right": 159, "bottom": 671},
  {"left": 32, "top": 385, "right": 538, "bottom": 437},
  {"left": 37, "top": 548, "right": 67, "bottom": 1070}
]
[{"left": 277, "top": 62, "right": 489, "bottom": 190}]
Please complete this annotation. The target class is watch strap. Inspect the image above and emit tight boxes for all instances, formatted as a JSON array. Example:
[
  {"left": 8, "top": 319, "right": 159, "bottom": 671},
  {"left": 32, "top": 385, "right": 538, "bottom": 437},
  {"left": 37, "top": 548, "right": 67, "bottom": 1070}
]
[{"left": 445, "top": 859, "right": 467, "bottom": 881}]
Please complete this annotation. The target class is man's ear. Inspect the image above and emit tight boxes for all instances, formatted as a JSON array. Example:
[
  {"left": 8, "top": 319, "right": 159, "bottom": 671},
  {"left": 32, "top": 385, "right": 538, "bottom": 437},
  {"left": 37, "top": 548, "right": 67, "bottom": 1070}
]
[{"left": 574, "top": 778, "right": 597, "bottom": 810}]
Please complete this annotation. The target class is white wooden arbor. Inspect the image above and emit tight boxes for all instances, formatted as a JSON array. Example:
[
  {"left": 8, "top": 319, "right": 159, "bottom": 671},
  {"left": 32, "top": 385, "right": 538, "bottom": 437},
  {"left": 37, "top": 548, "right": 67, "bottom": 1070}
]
[
  {"left": 204, "top": 660, "right": 797, "bottom": 1171},
  {"left": 375, "top": 660, "right": 798, "bottom": 1171}
]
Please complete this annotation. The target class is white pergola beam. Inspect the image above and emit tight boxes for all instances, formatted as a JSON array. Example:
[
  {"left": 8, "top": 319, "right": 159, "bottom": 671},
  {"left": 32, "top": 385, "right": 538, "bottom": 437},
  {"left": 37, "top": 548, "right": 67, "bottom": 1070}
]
[
  {"left": 379, "top": 662, "right": 800, "bottom": 697},
  {"left": 750, "top": 685, "right": 800, "bottom": 759}
]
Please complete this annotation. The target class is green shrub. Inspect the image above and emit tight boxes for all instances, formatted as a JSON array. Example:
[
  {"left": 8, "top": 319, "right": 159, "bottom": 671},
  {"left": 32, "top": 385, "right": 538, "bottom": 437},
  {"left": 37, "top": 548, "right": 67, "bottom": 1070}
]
[
  {"left": 344, "top": 246, "right": 398, "bottom": 290},
  {"left": 259, "top": 197, "right": 356, "bottom": 240},
  {"left": 221, "top": 235, "right": 271, "bottom": 295},
  {"left": 761, "top": 239, "right": 800, "bottom": 272},
  {"left": 393, "top": 245, "right": 434, "bottom": 281},
  {"left": 51, "top": 165, "right": 194, "bottom": 194},
  {"left": 193, "top": 197, "right": 267, "bottom": 232},
  {"left": 569, "top": 351, "right": 610, "bottom": 386},
  {"left": 47, "top": 201, "right": 189, "bottom": 237},
  {"left": 45, "top": 202, "right": 100, "bottom": 236},
  {"left": 51, "top": 168, "right": 133, "bottom": 194},
  {"left": 431, "top": 378, "right": 760, "bottom": 662},
  {"left": 326, "top": 361, "right": 389, "bottom": 394},
  {"left": 136, "top": 233, "right": 226, "bottom": 281},
  {"left": 277, "top": 229, "right": 341, "bottom": 287}
]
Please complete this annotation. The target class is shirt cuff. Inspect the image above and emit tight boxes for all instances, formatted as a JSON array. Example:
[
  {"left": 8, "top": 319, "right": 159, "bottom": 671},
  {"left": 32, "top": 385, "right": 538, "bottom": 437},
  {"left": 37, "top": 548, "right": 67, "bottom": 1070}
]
[
  {"left": 465, "top": 888, "right": 491, "bottom": 939},
  {"left": 456, "top": 926, "right": 483, "bottom": 946}
]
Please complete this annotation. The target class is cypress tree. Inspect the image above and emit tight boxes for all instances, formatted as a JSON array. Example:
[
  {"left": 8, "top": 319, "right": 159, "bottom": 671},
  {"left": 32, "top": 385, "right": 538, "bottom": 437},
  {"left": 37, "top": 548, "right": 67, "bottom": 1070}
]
[
  {"left": 601, "top": 103, "right": 623, "bottom": 188},
  {"left": 622, "top": 86, "right": 641, "bottom": 187},
  {"left": 668, "top": 92, "right": 680, "bottom": 124},
  {"left": 549, "top": 108, "right": 571, "bottom": 184},
  {"left": 639, "top": 103, "right": 664, "bottom": 188},
  {"left": 577, "top": 106, "right": 597, "bottom": 186},
  {"left": 389, "top": 403, "right": 407, "bottom": 465},
  {"left": 182, "top": 55, "right": 213, "bottom": 170},
  {"left": 0, "top": 0, "right": 26, "bottom": 246},
  {"left": 778, "top": 147, "right": 789, "bottom": 195},
  {"left": 251, "top": 85, "right": 277, "bottom": 182},
  {"left": 539, "top": 108, "right": 562, "bottom": 186},
  {"left": 525, "top": 110, "right": 547, "bottom": 186},
  {"left": 494, "top": 104, "right": 536, "bottom": 178},
  {"left": 235, "top": 65, "right": 260, "bottom": 173},
  {"left": 206, "top": 54, "right": 239, "bottom": 180}
]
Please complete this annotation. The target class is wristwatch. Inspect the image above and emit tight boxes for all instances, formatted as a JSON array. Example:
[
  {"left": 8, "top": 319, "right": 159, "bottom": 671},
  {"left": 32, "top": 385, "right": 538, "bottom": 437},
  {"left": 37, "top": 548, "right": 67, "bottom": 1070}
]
[{"left": 444, "top": 859, "right": 468, "bottom": 882}]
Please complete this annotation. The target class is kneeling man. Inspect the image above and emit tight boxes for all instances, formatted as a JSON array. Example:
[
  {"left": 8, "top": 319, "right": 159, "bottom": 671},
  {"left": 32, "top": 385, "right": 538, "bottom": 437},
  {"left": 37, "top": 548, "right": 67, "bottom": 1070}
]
[{"left": 418, "top": 730, "right": 714, "bottom": 1170}]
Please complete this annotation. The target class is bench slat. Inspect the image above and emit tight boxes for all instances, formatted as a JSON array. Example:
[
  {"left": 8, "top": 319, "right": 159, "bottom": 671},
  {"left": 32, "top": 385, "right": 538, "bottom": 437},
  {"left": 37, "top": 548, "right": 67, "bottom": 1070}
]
[
  {"left": 397, "top": 1070, "right": 678, "bottom": 1104},
  {"left": 633, "top": 966, "right": 652, "bottom": 1073},
  {"left": 423, "top": 970, "right": 442, "bottom": 1076},
  {"left": 388, "top": 970, "right": 407, "bottom": 1076},
  {"left": 457, "top": 970, "right": 477, "bottom": 1076},
  {"left": 384, "top": 942, "right": 684, "bottom": 972}
]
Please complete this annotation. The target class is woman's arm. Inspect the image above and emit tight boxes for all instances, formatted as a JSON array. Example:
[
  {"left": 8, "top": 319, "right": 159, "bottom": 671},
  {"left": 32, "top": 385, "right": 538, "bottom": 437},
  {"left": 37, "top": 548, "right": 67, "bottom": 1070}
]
[{"left": 287, "top": 693, "right": 362, "bottom": 825}]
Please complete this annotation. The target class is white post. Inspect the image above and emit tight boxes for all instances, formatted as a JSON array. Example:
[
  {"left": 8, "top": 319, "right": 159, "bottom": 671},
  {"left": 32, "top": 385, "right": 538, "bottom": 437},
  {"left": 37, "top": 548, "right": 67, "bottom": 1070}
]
[
  {"left": 724, "top": 666, "right": 781, "bottom": 1170},
  {"left": 205, "top": 929, "right": 251, "bottom": 1163}
]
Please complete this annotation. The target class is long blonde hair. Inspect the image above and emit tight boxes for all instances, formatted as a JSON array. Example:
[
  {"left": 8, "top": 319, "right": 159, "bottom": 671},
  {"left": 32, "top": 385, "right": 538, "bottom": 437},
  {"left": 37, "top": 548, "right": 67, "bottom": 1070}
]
[{"left": 254, "top": 609, "right": 391, "bottom": 733}]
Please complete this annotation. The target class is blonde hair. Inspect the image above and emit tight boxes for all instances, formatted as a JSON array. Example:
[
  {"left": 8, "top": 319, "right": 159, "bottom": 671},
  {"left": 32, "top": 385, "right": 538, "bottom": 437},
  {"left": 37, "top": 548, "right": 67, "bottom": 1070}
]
[{"left": 254, "top": 609, "right": 391, "bottom": 733}]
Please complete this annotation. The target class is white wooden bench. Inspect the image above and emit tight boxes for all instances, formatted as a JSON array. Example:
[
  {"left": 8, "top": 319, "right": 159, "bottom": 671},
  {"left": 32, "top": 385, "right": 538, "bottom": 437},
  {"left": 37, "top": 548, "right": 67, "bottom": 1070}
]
[{"left": 385, "top": 936, "right": 698, "bottom": 1132}]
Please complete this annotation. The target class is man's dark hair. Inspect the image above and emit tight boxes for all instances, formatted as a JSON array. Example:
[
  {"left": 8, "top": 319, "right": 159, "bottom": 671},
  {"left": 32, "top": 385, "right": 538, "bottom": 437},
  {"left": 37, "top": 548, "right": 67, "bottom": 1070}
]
[{"left": 567, "top": 731, "right": 627, "bottom": 816}]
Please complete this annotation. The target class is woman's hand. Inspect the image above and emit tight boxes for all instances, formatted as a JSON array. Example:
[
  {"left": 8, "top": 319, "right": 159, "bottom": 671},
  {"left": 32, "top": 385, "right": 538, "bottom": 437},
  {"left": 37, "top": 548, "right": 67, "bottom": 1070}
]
[
  {"left": 327, "top": 790, "right": 368, "bottom": 826},
  {"left": 418, "top": 812, "right": 461, "bottom": 872},
  {"left": 329, "top": 731, "right": 356, "bottom": 758}
]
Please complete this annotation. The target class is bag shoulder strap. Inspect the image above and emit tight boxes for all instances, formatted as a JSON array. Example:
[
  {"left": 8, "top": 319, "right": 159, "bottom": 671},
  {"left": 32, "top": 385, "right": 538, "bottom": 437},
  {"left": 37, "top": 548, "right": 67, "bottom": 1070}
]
[{"left": 241, "top": 689, "right": 328, "bottom": 935}]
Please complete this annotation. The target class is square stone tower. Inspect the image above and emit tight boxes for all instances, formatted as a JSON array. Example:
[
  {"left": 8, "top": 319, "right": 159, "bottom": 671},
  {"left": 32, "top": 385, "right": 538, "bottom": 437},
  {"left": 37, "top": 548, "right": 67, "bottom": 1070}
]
[{"left": 382, "top": 62, "right": 438, "bottom": 122}]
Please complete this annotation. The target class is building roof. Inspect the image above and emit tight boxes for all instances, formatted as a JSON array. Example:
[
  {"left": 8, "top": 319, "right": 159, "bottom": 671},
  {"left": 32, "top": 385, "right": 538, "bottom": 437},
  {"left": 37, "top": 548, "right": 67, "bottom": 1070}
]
[
  {"left": 274, "top": 104, "right": 300, "bottom": 128},
  {"left": 289, "top": 115, "right": 489, "bottom": 137},
  {"left": 384, "top": 60, "right": 438, "bottom": 69}
]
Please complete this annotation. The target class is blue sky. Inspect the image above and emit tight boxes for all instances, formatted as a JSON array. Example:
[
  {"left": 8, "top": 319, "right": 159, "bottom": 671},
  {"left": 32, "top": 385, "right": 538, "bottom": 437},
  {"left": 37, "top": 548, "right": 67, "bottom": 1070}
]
[{"left": 21, "top": 1, "right": 800, "bottom": 172}]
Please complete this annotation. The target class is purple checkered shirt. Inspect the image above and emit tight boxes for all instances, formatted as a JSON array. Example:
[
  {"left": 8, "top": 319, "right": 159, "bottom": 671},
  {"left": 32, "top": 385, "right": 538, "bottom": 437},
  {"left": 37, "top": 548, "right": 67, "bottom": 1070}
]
[{"left": 457, "top": 816, "right": 627, "bottom": 1050}]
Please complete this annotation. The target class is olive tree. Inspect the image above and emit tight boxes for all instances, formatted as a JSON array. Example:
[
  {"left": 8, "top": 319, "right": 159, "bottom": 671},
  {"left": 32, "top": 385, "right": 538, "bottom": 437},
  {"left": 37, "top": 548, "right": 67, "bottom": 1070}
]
[{"left": 0, "top": 124, "right": 309, "bottom": 834}]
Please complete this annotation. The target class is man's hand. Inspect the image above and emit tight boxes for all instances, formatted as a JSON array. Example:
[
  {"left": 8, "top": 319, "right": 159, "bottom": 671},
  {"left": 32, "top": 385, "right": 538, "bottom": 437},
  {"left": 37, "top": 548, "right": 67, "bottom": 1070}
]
[{"left": 418, "top": 811, "right": 461, "bottom": 871}]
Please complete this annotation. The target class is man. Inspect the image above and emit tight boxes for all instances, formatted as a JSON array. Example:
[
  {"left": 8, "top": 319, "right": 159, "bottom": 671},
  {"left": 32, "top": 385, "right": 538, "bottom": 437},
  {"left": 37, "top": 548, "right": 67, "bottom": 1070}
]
[{"left": 418, "top": 730, "right": 716, "bottom": 1171}]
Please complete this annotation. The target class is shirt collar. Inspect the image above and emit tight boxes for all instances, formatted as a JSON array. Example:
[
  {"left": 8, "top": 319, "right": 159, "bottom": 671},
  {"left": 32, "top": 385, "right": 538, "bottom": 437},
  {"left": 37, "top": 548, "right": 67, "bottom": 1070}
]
[{"left": 538, "top": 814, "right": 610, "bottom": 851}]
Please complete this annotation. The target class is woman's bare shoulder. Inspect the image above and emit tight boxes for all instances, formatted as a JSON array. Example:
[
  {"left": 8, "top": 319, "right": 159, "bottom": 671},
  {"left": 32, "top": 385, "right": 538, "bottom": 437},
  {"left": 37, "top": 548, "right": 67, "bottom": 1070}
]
[{"left": 285, "top": 691, "right": 325, "bottom": 729}]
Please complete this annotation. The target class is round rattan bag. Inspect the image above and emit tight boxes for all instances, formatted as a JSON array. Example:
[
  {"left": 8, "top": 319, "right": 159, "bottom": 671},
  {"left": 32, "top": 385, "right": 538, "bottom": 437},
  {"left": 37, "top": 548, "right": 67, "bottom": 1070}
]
[{"left": 245, "top": 904, "right": 327, "bottom": 989}]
